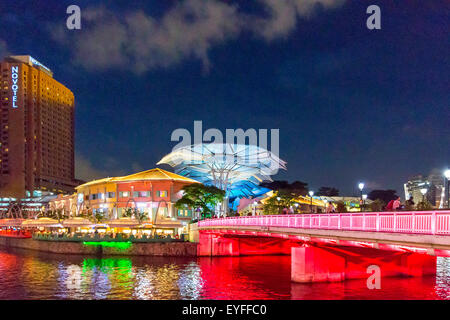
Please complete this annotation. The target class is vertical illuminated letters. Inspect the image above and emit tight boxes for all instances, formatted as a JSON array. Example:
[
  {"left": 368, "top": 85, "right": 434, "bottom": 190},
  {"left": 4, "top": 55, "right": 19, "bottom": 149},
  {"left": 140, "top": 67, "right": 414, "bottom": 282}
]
[{"left": 11, "top": 66, "right": 19, "bottom": 108}]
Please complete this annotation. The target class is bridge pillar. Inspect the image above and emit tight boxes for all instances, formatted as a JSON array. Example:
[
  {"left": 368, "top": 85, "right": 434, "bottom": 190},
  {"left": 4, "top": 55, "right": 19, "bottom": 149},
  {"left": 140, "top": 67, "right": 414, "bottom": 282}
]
[
  {"left": 399, "top": 253, "right": 436, "bottom": 277},
  {"left": 291, "top": 245, "right": 437, "bottom": 283},
  {"left": 291, "top": 245, "right": 345, "bottom": 283},
  {"left": 198, "top": 233, "right": 240, "bottom": 256},
  {"left": 198, "top": 232, "right": 293, "bottom": 256}
]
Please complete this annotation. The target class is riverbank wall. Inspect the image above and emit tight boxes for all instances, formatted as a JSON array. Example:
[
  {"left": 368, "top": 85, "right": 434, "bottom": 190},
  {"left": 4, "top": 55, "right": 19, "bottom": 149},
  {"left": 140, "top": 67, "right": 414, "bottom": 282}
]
[{"left": 0, "top": 236, "right": 199, "bottom": 256}]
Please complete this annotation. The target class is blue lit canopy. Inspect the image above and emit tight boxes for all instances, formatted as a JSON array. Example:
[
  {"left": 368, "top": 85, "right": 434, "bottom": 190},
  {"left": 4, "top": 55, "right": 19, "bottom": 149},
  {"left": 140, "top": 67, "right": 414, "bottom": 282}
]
[{"left": 157, "top": 143, "right": 286, "bottom": 199}]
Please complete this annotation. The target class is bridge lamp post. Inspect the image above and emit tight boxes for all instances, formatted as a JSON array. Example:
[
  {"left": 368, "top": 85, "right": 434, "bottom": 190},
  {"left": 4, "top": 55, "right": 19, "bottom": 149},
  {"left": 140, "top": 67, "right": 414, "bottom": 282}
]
[
  {"left": 444, "top": 169, "right": 450, "bottom": 209},
  {"left": 294, "top": 202, "right": 299, "bottom": 214},
  {"left": 420, "top": 188, "right": 428, "bottom": 202},
  {"left": 309, "top": 191, "right": 314, "bottom": 213},
  {"left": 276, "top": 196, "right": 281, "bottom": 214},
  {"left": 324, "top": 199, "right": 328, "bottom": 213},
  {"left": 358, "top": 183, "right": 365, "bottom": 212},
  {"left": 362, "top": 194, "right": 368, "bottom": 211}
]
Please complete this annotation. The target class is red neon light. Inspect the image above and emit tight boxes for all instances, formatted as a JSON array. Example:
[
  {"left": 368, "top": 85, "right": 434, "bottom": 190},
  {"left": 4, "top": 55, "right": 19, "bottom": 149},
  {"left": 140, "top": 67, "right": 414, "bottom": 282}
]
[{"left": 198, "top": 211, "right": 450, "bottom": 235}]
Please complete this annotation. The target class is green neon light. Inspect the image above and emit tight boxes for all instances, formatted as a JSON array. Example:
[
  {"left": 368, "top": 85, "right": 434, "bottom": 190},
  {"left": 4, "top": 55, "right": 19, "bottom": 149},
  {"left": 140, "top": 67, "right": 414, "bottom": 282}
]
[
  {"left": 82, "top": 258, "right": 133, "bottom": 274},
  {"left": 83, "top": 241, "right": 132, "bottom": 250}
]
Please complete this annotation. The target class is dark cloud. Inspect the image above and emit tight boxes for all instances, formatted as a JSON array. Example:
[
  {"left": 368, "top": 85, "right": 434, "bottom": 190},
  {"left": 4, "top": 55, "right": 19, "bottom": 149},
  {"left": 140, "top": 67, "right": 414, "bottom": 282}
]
[{"left": 50, "top": 0, "right": 345, "bottom": 73}]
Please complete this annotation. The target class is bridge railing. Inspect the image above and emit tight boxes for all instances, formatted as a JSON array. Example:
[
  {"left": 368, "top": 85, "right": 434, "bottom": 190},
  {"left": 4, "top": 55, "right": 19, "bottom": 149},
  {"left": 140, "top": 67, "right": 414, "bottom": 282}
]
[{"left": 198, "top": 211, "right": 450, "bottom": 235}]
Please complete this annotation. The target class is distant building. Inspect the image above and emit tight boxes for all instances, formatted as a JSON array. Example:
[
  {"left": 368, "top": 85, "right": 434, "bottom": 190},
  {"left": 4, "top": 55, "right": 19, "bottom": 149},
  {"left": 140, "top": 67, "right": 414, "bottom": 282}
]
[
  {"left": 0, "top": 191, "right": 58, "bottom": 218},
  {"left": 404, "top": 172, "right": 445, "bottom": 207},
  {"left": 0, "top": 55, "right": 77, "bottom": 199},
  {"left": 318, "top": 196, "right": 373, "bottom": 212}
]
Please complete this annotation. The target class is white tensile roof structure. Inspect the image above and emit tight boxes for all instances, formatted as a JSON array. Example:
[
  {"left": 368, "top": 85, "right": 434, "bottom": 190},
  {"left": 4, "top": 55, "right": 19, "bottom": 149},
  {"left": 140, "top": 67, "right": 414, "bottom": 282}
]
[{"left": 157, "top": 143, "right": 287, "bottom": 198}]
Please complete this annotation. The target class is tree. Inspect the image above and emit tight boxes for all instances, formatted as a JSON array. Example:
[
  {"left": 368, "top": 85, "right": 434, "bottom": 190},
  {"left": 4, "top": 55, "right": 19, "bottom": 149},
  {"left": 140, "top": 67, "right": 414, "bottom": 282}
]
[
  {"left": 289, "top": 181, "right": 309, "bottom": 196},
  {"left": 260, "top": 180, "right": 309, "bottom": 196},
  {"left": 262, "top": 190, "right": 299, "bottom": 215},
  {"left": 317, "top": 187, "right": 339, "bottom": 196},
  {"left": 122, "top": 207, "right": 147, "bottom": 223},
  {"left": 93, "top": 211, "right": 106, "bottom": 224},
  {"left": 368, "top": 189, "right": 398, "bottom": 204},
  {"left": 416, "top": 200, "right": 433, "bottom": 211},
  {"left": 260, "top": 180, "right": 290, "bottom": 190},
  {"left": 370, "top": 199, "right": 385, "bottom": 212},
  {"left": 175, "top": 184, "right": 225, "bottom": 219},
  {"left": 123, "top": 207, "right": 136, "bottom": 218}
]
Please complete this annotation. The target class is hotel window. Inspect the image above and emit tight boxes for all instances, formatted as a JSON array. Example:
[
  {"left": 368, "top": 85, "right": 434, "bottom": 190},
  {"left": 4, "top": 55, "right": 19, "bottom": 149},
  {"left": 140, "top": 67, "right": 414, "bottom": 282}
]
[
  {"left": 178, "top": 209, "right": 191, "bottom": 217},
  {"left": 119, "top": 191, "right": 130, "bottom": 198},
  {"left": 139, "top": 191, "right": 150, "bottom": 197},
  {"left": 133, "top": 191, "right": 139, "bottom": 198},
  {"left": 156, "top": 190, "right": 167, "bottom": 197},
  {"left": 107, "top": 192, "right": 115, "bottom": 198}
]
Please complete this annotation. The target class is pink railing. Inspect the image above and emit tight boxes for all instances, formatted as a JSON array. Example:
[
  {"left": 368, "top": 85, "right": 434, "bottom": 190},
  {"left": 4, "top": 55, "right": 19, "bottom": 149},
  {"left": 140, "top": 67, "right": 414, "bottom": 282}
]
[{"left": 198, "top": 211, "right": 450, "bottom": 236}]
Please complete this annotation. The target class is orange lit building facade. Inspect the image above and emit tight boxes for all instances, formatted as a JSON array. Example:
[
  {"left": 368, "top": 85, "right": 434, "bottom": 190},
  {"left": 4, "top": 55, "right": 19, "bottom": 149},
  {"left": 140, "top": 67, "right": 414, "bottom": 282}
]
[
  {"left": 0, "top": 55, "right": 77, "bottom": 198},
  {"left": 72, "top": 168, "right": 198, "bottom": 224}
]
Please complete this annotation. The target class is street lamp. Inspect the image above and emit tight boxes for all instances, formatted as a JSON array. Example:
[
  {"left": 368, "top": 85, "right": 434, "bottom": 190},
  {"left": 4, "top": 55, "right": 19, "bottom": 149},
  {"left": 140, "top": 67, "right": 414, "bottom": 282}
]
[
  {"left": 294, "top": 202, "right": 299, "bottom": 214},
  {"left": 420, "top": 188, "right": 428, "bottom": 202},
  {"left": 358, "top": 183, "right": 365, "bottom": 212},
  {"left": 309, "top": 191, "right": 314, "bottom": 213},
  {"left": 324, "top": 199, "right": 328, "bottom": 213},
  {"left": 444, "top": 169, "right": 450, "bottom": 209},
  {"left": 276, "top": 196, "right": 281, "bottom": 214},
  {"left": 362, "top": 194, "right": 367, "bottom": 211}
]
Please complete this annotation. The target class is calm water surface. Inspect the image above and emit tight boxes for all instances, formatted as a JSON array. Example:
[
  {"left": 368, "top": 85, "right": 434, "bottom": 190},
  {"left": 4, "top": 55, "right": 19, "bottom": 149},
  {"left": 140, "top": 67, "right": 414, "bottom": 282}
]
[{"left": 0, "top": 247, "right": 449, "bottom": 300}]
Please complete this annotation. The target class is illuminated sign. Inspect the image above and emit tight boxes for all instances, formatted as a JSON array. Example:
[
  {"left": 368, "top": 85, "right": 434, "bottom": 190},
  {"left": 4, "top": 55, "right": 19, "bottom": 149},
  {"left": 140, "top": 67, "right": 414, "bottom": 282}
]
[
  {"left": 11, "top": 66, "right": 19, "bottom": 108},
  {"left": 29, "top": 57, "right": 51, "bottom": 73}
]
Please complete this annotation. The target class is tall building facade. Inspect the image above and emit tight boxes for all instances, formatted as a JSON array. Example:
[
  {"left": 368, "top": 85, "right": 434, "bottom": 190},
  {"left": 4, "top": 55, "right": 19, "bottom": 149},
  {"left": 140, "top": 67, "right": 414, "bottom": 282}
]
[
  {"left": 0, "top": 55, "right": 76, "bottom": 199},
  {"left": 404, "top": 171, "right": 445, "bottom": 208}
]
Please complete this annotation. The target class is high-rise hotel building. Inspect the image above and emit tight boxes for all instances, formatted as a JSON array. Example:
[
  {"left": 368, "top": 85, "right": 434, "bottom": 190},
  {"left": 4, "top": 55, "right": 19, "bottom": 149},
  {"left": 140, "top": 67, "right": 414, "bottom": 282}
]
[{"left": 0, "top": 55, "right": 77, "bottom": 199}]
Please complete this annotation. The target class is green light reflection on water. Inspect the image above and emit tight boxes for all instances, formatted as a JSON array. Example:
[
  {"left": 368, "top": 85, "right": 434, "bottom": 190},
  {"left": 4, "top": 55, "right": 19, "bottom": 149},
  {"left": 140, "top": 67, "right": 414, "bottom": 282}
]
[
  {"left": 82, "top": 241, "right": 133, "bottom": 250},
  {"left": 81, "top": 257, "right": 134, "bottom": 294}
]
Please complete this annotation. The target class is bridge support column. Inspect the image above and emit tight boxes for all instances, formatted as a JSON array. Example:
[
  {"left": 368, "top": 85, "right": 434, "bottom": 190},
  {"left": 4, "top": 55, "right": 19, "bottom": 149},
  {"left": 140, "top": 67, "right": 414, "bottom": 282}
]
[
  {"left": 291, "top": 245, "right": 345, "bottom": 283},
  {"left": 198, "top": 233, "right": 240, "bottom": 256},
  {"left": 291, "top": 245, "right": 437, "bottom": 283},
  {"left": 399, "top": 253, "right": 436, "bottom": 277},
  {"left": 199, "top": 232, "right": 293, "bottom": 256}
]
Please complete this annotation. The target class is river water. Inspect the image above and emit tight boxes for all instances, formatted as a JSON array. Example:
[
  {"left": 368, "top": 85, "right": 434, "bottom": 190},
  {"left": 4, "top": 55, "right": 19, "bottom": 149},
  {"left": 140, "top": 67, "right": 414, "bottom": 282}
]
[{"left": 0, "top": 247, "right": 449, "bottom": 300}]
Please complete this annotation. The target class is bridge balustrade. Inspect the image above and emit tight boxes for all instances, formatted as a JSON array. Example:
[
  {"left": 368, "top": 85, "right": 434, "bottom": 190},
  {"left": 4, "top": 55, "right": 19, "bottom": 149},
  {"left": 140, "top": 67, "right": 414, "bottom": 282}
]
[{"left": 199, "top": 211, "right": 450, "bottom": 235}]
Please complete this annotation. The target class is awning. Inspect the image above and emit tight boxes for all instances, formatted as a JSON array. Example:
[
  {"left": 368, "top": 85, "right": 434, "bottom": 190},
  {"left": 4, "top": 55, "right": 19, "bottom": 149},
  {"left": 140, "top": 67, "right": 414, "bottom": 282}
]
[
  {"left": 107, "top": 218, "right": 140, "bottom": 228},
  {"left": 153, "top": 219, "right": 183, "bottom": 229},
  {"left": 22, "top": 218, "right": 62, "bottom": 228},
  {"left": 137, "top": 222, "right": 153, "bottom": 229},
  {"left": 0, "top": 219, "right": 25, "bottom": 227},
  {"left": 62, "top": 217, "right": 95, "bottom": 228}
]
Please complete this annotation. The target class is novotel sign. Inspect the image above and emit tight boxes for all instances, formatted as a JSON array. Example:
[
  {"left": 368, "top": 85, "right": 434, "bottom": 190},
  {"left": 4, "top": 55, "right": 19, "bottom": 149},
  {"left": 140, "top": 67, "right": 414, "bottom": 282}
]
[{"left": 11, "top": 66, "right": 19, "bottom": 109}]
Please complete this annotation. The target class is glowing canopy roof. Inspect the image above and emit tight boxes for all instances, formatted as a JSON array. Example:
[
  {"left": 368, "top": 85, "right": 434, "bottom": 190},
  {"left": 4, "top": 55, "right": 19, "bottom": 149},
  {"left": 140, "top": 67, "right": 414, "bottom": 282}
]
[
  {"left": 157, "top": 143, "right": 287, "bottom": 198},
  {"left": 76, "top": 168, "right": 198, "bottom": 189}
]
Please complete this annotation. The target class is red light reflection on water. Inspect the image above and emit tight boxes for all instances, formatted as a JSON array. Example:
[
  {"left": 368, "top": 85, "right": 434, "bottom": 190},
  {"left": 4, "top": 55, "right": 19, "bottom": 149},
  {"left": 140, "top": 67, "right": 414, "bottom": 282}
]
[{"left": 0, "top": 248, "right": 449, "bottom": 300}]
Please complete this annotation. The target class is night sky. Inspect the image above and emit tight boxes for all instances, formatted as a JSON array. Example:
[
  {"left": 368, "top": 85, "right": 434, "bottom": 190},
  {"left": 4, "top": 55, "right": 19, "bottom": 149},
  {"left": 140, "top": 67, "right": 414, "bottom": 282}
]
[{"left": 0, "top": 0, "right": 448, "bottom": 196}]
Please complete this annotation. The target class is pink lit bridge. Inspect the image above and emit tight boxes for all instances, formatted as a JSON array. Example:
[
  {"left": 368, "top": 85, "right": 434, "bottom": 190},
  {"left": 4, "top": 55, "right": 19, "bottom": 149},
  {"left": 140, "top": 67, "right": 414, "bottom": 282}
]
[{"left": 195, "top": 211, "right": 450, "bottom": 283}]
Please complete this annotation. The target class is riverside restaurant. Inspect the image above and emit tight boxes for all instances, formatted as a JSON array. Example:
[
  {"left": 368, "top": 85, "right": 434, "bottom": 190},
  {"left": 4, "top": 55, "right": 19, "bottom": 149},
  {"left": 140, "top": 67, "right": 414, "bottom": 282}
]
[
  {"left": 0, "top": 216, "right": 189, "bottom": 242},
  {"left": 47, "top": 168, "right": 198, "bottom": 238}
]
